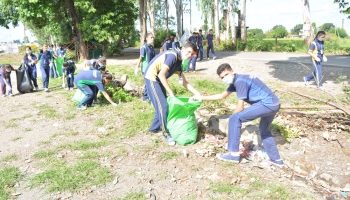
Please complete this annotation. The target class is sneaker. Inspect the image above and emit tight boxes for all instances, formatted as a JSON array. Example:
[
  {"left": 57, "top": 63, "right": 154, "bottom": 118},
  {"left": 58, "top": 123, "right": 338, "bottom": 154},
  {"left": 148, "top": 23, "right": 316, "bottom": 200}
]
[
  {"left": 318, "top": 86, "right": 325, "bottom": 91},
  {"left": 303, "top": 77, "right": 310, "bottom": 86},
  {"left": 269, "top": 159, "right": 284, "bottom": 167},
  {"left": 44, "top": 88, "right": 49, "bottom": 92},
  {"left": 93, "top": 99, "right": 100, "bottom": 104},
  {"left": 77, "top": 105, "right": 87, "bottom": 110},
  {"left": 70, "top": 88, "right": 74, "bottom": 91},
  {"left": 213, "top": 56, "right": 217, "bottom": 60},
  {"left": 62, "top": 84, "right": 66, "bottom": 88},
  {"left": 207, "top": 58, "right": 210, "bottom": 60},
  {"left": 165, "top": 136, "right": 176, "bottom": 146},
  {"left": 8, "top": 94, "right": 12, "bottom": 97},
  {"left": 35, "top": 87, "right": 39, "bottom": 91},
  {"left": 216, "top": 153, "right": 240, "bottom": 163},
  {"left": 1, "top": 94, "right": 6, "bottom": 97},
  {"left": 65, "top": 88, "right": 69, "bottom": 90}
]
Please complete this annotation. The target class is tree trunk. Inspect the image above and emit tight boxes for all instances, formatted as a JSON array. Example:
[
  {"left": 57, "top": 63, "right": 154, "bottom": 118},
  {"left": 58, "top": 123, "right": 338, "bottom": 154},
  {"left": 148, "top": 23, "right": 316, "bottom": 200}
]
[
  {"left": 240, "top": 0, "right": 247, "bottom": 44},
  {"left": 148, "top": 0, "right": 155, "bottom": 34},
  {"left": 229, "top": 0, "right": 236, "bottom": 47},
  {"left": 223, "top": 9, "right": 228, "bottom": 40},
  {"left": 173, "top": 0, "right": 182, "bottom": 38},
  {"left": 302, "top": 0, "right": 314, "bottom": 45},
  {"left": 139, "top": 0, "right": 147, "bottom": 45},
  {"left": 66, "top": 0, "right": 87, "bottom": 59},
  {"left": 165, "top": 0, "right": 169, "bottom": 35},
  {"left": 214, "top": 0, "right": 220, "bottom": 45}
]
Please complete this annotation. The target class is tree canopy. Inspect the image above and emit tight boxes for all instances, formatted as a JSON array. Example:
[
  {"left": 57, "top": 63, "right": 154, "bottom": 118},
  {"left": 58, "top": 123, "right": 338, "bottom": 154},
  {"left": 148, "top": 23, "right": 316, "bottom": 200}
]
[
  {"left": 334, "top": 0, "right": 350, "bottom": 18},
  {"left": 271, "top": 27, "right": 288, "bottom": 39},
  {"left": 290, "top": 24, "right": 303, "bottom": 35},
  {"left": 319, "top": 23, "right": 335, "bottom": 32}
]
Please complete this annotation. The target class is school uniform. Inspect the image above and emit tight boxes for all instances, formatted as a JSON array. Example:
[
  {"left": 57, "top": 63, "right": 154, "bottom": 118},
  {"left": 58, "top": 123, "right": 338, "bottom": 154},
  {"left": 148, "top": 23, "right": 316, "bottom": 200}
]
[
  {"left": 140, "top": 43, "right": 155, "bottom": 101},
  {"left": 206, "top": 34, "right": 216, "bottom": 58},
  {"left": 197, "top": 34, "right": 204, "bottom": 61},
  {"left": 186, "top": 36, "right": 197, "bottom": 72},
  {"left": 49, "top": 48, "right": 59, "bottom": 78},
  {"left": 56, "top": 47, "right": 66, "bottom": 57},
  {"left": 24, "top": 53, "right": 38, "bottom": 88},
  {"left": 172, "top": 41, "right": 180, "bottom": 50},
  {"left": 305, "top": 39, "right": 325, "bottom": 87},
  {"left": 144, "top": 50, "right": 183, "bottom": 138},
  {"left": 226, "top": 74, "right": 282, "bottom": 161},
  {"left": 89, "top": 59, "right": 104, "bottom": 101},
  {"left": 38, "top": 51, "right": 52, "bottom": 89},
  {"left": 65, "top": 61, "right": 76, "bottom": 89},
  {"left": 74, "top": 70, "right": 106, "bottom": 106},
  {"left": 162, "top": 42, "right": 169, "bottom": 52},
  {"left": 0, "top": 66, "right": 8, "bottom": 95}
]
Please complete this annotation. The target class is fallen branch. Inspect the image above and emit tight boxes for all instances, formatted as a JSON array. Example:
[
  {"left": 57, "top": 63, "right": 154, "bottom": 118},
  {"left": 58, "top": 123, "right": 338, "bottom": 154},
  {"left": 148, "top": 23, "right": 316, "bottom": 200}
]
[
  {"left": 280, "top": 105, "right": 335, "bottom": 110},
  {"left": 275, "top": 89, "right": 350, "bottom": 115}
]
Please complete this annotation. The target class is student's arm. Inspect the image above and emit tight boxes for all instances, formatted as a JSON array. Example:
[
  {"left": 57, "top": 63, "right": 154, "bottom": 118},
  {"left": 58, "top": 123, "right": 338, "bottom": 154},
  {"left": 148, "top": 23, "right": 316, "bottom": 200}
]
[
  {"left": 200, "top": 90, "right": 231, "bottom": 101},
  {"left": 181, "top": 73, "right": 200, "bottom": 95},
  {"left": 158, "top": 65, "right": 174, "bottom": 96},
  {"left": 234, "top": 99, "right": 245, "bottom": 113},
  {"left": 101, "top": 91, "right": 117, "bottom": 105}
]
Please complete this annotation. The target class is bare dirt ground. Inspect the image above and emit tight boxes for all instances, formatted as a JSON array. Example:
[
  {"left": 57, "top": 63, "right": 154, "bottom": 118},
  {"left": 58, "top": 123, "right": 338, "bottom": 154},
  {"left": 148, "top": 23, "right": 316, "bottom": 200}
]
[{"left": 1, "top": 49, "right": 350, "bottom": 200}]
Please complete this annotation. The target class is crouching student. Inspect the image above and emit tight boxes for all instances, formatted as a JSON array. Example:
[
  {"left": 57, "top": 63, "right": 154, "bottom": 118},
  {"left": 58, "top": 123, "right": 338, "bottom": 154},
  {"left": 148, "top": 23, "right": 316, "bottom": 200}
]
[
  {"left": 144, "top": 42, "right": 200, "bottom": 146},
  {"left": 0, "top": 64, "right": 16, "bottom": 97},
  {"left": 74, "top": 70, "right": 118, "bottom": 110},
  {"left": 190, "top": 63, "right": 283, "bottom": 166},
  {"left": 63, "top": 61, "right": 75, "bottom": 90}
]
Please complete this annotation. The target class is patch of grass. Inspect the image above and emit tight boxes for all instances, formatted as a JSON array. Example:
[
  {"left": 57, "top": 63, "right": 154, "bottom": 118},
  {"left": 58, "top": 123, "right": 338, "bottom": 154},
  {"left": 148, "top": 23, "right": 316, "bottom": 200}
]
[
  {"left": 11, "top": 136, "right": 22, "bottom": 141},
  {"left": 116, "top": 147, "right": 127, "bottom": 156},
  {"left": 152, "top": 138, "right": 160, "bottom": 149},
  {"left": 0, "top": 167, "right": 23, "bottom": 200},
  {"left": 1, "top": 154, "right": 20, "bottom": 162},
  {"left": 30, "top": 160, "right": 113, "bottom": 192},
  {"left": 38, "top": 140, "right": 51, "bottom": 145},
  {"left": 210, "top": 182, "right": 249, "bottom": 195},
  {"left": 24, "top": 127, "right": 33, "bottom": 132},
  {"left": 65, "top": 113, "right": 76, "bottom": 120},
  {"left": 78, "top": 151, "right": 100, "bottom": 159},
  {"left": 38, "top": 104, "right": 60, "bottom": 118},
  {"left": 94, "top": 119, "right": 105, "bottom": 127},
  {"left": 33, "top": 150, "right": 57, "bottom": 159},
  {"left": 160, "top": 151, "right": 178, "bottom": 160},
  {"left": 115, "top": 191, "right": 147, "bottom": 200},
  {"left": 58, "top": 140, "right": 108, "bottom": 151},
  {"left": 5, "top": 122, "right": 18, "bottom": 128},
  {"left": 336, "top": 75, "right": 347, "bottom": 83},
  {"left": 270, "top": 121, "right": 299, "bottom": 142},
  {"left": 127, "top": 169, "right": 138, "bottom": 176}
]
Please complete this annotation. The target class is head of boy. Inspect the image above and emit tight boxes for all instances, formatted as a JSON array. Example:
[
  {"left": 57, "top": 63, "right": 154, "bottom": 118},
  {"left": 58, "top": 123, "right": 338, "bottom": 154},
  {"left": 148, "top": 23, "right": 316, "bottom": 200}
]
[
  {"left": 199, "top": 29, "right": 202, "bottom": 35},
  {"left": 170, "top": 34, "right": 175, "bottom": 40},
  {"left": 209, "top": 29, "right": 213, "bottom": 34},
  {"left": 98, "top": 57, "right": 107, "bottom": 71},
  {"left": 164, "top": 37, "right": 170, "bottom": 43},
  {"left": 192, "top": 32, "right": 197, "bottom": 36},
  {"left": 42, "top": 44, "right": 48, "bottom": 52},
  {"left": 174, "top": 37, "right": 178, "bottom": 42},
  {"left": 5, "top": 64, "right": 12, "bottom": 72},
  {"left": 102, "top": 73, "right": 113, "bottom": 85},
  {"left": 62, "top": 62, "right": 70, "bottom": 70},
  {"left": 181, "top": 42, "right": 197, "bottom": 60},
  {"left": 49, "top": 44, "right": 54, "bottom": 50},
  {"left": 217, "top": 63, "right": 235, "bottom": 85}
]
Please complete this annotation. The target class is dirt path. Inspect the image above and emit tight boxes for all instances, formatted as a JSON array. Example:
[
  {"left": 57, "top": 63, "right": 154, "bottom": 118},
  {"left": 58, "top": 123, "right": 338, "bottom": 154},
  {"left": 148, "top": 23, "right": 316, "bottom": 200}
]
[{"left": 1, "top": 49, "right": 350, "bottom": 199}]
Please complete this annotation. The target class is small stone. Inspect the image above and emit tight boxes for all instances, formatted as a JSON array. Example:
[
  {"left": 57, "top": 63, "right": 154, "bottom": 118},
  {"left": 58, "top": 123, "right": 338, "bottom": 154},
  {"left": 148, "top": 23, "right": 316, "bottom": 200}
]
[
  {"left": 319, "top": 173, "right": 332, "bottom": 181},
  {"left": 11, "top": 192, "right": 21, "bottom": 196},
  {"left": 97, "top": 128, "right": 106, "bottom": 133},
  {"left": 183, "top": 150, "right": 188, "bottom": 158},
  {"left": 57, "top": 154, "right": 64, "bottom": 158},
  {"left": 343, "top": 183, "right": 350, "bottom": 192},
  {"left": 25, "top": 159, "right": 31, "bottom": 163},
  {"left": 196, "top": 174, "right": 203, "bottom": 179},
  {"left": 113, "top": 176, "right": 119, "bottom": 185},
  {"left": 322, "top": 132, "right": 329, "bottom": 141}
]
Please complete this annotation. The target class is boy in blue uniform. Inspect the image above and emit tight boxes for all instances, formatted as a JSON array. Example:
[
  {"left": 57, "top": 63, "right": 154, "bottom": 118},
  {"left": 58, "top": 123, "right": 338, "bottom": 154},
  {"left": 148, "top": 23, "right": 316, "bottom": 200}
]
[
  {"left": 0, "top": 64, "right": 16, "bottom": 97},
  {"left": 23, "top": 46, "right": 39, "bottom": 90},
  {"left": 162, "top": 37, "right": 171, "bottom": 52},
  {"left": 172, "top": 37, "right": 181, "bottom": 50},
  {"left": 135, "top": 33, "right": 155, "bottom": 102},
  {"left": 38, "top": 44, "right": 52, "bottom": 92},
  {"left": 206, "top": 29, "right": 216, "bottom": 60},
  {"left": 74, "top": 70, "right": 117, "bottom": 110},
  {"left": 191, "top": 63, "right": 283, "bottom": 166},
  {"left": 63, "top": 60, "right": 76, "bottom": 90},
  {"left": 303, "top": 31, "right": 327, "bottom": 90},
  {"left": 197, "top": 29, "right": 204, "bottom": 61},
  {"left": 49, "top": 44, "right": 59, "bottom": 78},
  {"left": 56, "top": 44, "right": 66, "bottom": 57},
  {"left": 186, "top": 32, "right": 198, "bottom": 72},
  {"left": 144, "top": 42, "right": 200, "bottom": 145}
]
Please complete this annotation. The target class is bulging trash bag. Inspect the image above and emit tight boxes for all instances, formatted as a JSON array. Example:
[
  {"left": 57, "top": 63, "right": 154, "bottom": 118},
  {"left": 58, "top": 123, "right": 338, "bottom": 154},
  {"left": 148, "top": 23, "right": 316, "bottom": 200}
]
[
  {"left": 167, "top": 96, "right": 202, "bottom": 146},
  {"left": 56, "top": 57, "right": 65, "bottom": 76},
  {"left": 16, "top": 63, "right": 33, "bottom": 94}
]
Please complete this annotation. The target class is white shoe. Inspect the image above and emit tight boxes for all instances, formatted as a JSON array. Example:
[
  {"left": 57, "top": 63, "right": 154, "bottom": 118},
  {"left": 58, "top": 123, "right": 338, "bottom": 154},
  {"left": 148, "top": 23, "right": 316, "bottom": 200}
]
[
  {"left": 62, "top": 84, "right": 66, "bottom": 88},
  {"left": 69, "top": 88, "right": 74, "bottom": 91},
  {"left": 1, "top": 94, "right": 6, "bottom": 97},
  {"left": 319, "top": 86, "right": 325, "bottom": 91},
  {"left": 44, "top": 88, "right": 49, "bottom": 92},
  {"left": 35, "top": 87, "right": 39, "bottom": 91},
  {"left": 65, "top": 88, "right": 69, "bottom": 90},
  {"left": 213, "top": 56, "right": 217, "bottom": 60}
]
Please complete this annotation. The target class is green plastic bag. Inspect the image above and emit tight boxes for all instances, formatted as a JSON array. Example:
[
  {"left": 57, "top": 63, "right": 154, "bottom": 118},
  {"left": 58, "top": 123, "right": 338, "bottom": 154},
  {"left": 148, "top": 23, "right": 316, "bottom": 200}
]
[
  {"left": 72, "top": 89, "right": 85, "bottom": 102},
  {"left": 167, "top": 96, "right": 202, "bottom": 146},
  {"left": 56, "top": 57, "right": 65, "bottom": 76}
]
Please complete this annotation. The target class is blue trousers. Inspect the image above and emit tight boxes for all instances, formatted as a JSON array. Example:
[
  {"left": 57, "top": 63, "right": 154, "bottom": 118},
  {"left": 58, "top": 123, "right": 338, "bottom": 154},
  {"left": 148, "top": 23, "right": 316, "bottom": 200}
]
[
  {"left": 305, "top": 60, "right": 323, "bottom": 87},
  {"left": 142, "top": 72, "right": 149, "bottom": 100},
  {"left": 50, "top": 62, "right": 59, "bottom": 78},
  {"left": 186, "top": 55, "right": 197, "bottom": 72},
  {"left": 5, "top": 78, "right": 12, "bottom": 95},
  {"left": 145, "top": 79, "right": 170, "bottom": 137},
  {"left": 77, "top": 84, "right": 95, "bottom": 106},
  {"left": 227, "top": 102, "right": 281, "bottom": 161},
  {"left": 66, "top": 74, "right": 74, "bottom": 88},
  {"left": 40, "top": 65, "right": 50, "bottom": 89},
  {"left": 207, "top": 44, "right": 216, "bottom": 58},
  {"left": 0, "top": 78, "right": 5, "bottom": 95},
  {"left": 198, "top": 46, "right": 203, "bottom": 61}
]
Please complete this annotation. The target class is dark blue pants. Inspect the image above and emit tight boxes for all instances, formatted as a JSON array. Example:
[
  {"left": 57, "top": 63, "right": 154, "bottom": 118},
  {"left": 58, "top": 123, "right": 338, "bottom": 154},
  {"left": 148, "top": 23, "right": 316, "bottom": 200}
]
[
  {"left": 305, "top": 60, "right": 323, "bottom": 87},
  {"left": 207, "top": 44, "right": 216, "bottom": 58},
  {"left": 77, "top": 84, "right": 95, "bottom": 106},
  {"left": 66, "top": 74, "right": 74, "bottom": 88},
  {"left": 227, "top": 102, "right": 281, "bottom": 161},
  {"left": 198, "top": 46, "right": 203, "bottom": 61},
  {"left": 31, "top": 77, "right": 38, "bottom": 88},
  {"left": 5, "top": 78, "right": 12, "bottom": 95},
  {"left": 186, "top": 55, "right": 197, "bottom": 72},
  {"left": 50, "top": 62, "right": 59, "bottom": 78},
  {"left": 0, "top": 78, "right": 5, "bottom": 95},
  {"left": 40, "top": 65, "right": 50, "bottom": 89},
  {"left": 145, "top": 79, "right": 170, "bottom": 137},
  {"left": 142, "top": 72, "right": 149, "bottom": 100}
]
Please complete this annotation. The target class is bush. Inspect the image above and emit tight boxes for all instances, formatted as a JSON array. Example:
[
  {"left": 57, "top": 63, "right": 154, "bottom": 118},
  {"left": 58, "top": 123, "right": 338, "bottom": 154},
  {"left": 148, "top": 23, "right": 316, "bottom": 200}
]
[
  {"left": 153, "top": 29, "right": 176, "bottom": 48},
  {"left": 106, "top": 41, "right": 123, "bottom": 56},
  {"left": 97, "top": 83, "right": 133, "bottom": 104},
  {"left": 18, "top": 44, "right": 39, "bottom": 54}
]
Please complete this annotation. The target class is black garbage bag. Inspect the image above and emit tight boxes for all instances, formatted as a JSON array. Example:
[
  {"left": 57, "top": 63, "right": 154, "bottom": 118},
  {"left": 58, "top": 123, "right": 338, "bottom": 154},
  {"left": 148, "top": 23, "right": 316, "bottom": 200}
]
[{"left": 16, "top": 63, "right": 33, "bottom": 94}]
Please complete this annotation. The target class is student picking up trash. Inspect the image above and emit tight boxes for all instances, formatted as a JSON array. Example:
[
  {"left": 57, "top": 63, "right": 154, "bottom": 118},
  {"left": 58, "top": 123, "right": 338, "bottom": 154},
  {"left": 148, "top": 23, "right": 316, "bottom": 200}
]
[
  {"left": 74, "top": 70, "right": 118, "bottom": 110},
  {"left": 189, "top": 63, "right": 283, "bottom": 167},
  {"left": 144, "top": 42, "right": 200, "bottom": 146}
]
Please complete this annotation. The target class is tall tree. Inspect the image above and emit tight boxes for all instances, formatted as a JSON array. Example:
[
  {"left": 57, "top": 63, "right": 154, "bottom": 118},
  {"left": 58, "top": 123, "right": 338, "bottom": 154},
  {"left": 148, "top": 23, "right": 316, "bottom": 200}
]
[
  {"left": 148, "top": 0, "right": 155, "bottom": 35},
  {"left": 302, "top": 0, "right": 313, "bottom": 44},
  {"left": 240, "top": 0, "right": 247, "bottom": 44},
  {"left": 290, "top": 24, "right": 303, "bottom": 35},
  {"left": 172, "top": 0, "right": 182, "bottom": 37},
  {"left": 319, "top": 23, "right": 335, "bottom": 32},
  {"left": 139, "top": 0, "right": 147, "bottom": 44},
  {"left": 214, "top": 0, "right": 220, "bottom": 45},
  {"left": 165, "top": 0, "right": 169, "bottom": 34},
  {"left": 228, "top": 0, "right": 237, "bottom": 46}
]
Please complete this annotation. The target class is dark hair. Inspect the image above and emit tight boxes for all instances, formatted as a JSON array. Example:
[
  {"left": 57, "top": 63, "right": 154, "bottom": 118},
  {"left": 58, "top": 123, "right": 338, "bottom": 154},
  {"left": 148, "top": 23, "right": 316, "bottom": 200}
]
[
  {"left": 26, "top": 46, "right": 32, "bottom": 50},
  {"left": 50, "top": 44, "right": 54, "bottom": 47},
  {"left": 39, "top": 49, "right": 43, "bottom": 53},
  {"left": 144, "top": 33, "right": 153, "bottom": 43},
  {"left": 183, "top": 42, "right": 198, "bottom": 52},
  {"left": 164, "top": 37, "right": 170, "bottom": 42},
  {"left": 192, "top": 32, "right": 196, "bottom": 34},
  {"left": 209, "top": 29, "right": 213, "bottom": 31},
  {"left": 4, "top": 64, "right": 12, "bottom": 69},
  {"left": 102, "top": 72, "right": 113, "bottom": 80},
  {"left": 98, "top": 56, "right": 106, "bottom": 63},
  {"left": 63, "top": 61, "right": 69, "bottom": 67},
  {"left": 315, "top": 31, "right": 326, "bottom": 39},
  {"left": 217, "top": 63, "right": 232, "bottom": 75},
  {"left": 199, "top": 29, "right": 202, "bottom": 32}
]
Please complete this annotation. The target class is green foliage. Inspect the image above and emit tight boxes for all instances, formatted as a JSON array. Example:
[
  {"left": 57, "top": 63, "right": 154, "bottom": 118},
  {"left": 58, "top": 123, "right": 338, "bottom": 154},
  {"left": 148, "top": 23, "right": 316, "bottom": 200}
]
[
  {"left": 272, "top": 25, "right": 286, "bottom": 30},
  {"left": 334, "top": 0, "right": 350, "bottom": 18},
  {"left": 270, "top": 121, "right": 299, "bottom": 142},
  {"left": 98, "top": 83, "right": 134, "bottom": 104},
  {"left": 161, "top": 151, "right": 179, "bottom": 160},
  {"left": 247, "top": 28, "right": 266, "bottom": 39},
  {"left": 328, "top": 28, "right": 349, "bottom": 38},
  {"left": 290, "top": 24, "right": 303, "bottom": 35},
  {"left": 0, "top": 167, "right": 22, "bottom": 200},
  {"left": 319, "top": 23, "right": 335, "bottom": 32},
  {"left": 30, "top": 160, "right": 113, "bottom": 192},
  {"left": 1, "top": 154, "right": 19, "bottom": 162},
  {"left": 217, "top": 40, "right": 236, "bottom": 51},
  {"left": 270, "top": 27, "right": 288, "bottom": 39},
  {"left": 115, "top": 191, "right": 147, "bottom": 200},
  {"left": 153, "top": 29, "right": 176, "bottom": 48}
]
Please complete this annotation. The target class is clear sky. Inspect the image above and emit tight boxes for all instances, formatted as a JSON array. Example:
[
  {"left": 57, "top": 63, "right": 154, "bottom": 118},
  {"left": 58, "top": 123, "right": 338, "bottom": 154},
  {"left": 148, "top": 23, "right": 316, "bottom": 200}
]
[{"left": 1, "top": 0, "right": 349, "bottom": 42}]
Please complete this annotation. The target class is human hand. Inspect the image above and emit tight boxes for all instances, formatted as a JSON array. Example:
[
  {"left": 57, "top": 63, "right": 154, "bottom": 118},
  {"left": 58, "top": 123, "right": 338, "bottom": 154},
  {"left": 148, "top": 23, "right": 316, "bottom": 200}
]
[
  {"left": 189, "top": 95, "right": 202, "bottom": 102},
  {"left": 134, "top": 67, "right": 139, "bottom": 76},
  {"left": 6, "top": 85, "right": 11, "bottom": 91},
  {"left": 314, "top": 57, "right": 321, "bottom": 62},
  {"left": 111, "top": 102, "right": 118, "bottom": 106},
  {"left": 323, "top": 56, "right": 327, "bottom": 62},
  {"left": 168, "top": 93, "right": 175, "bottom": 98}
]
